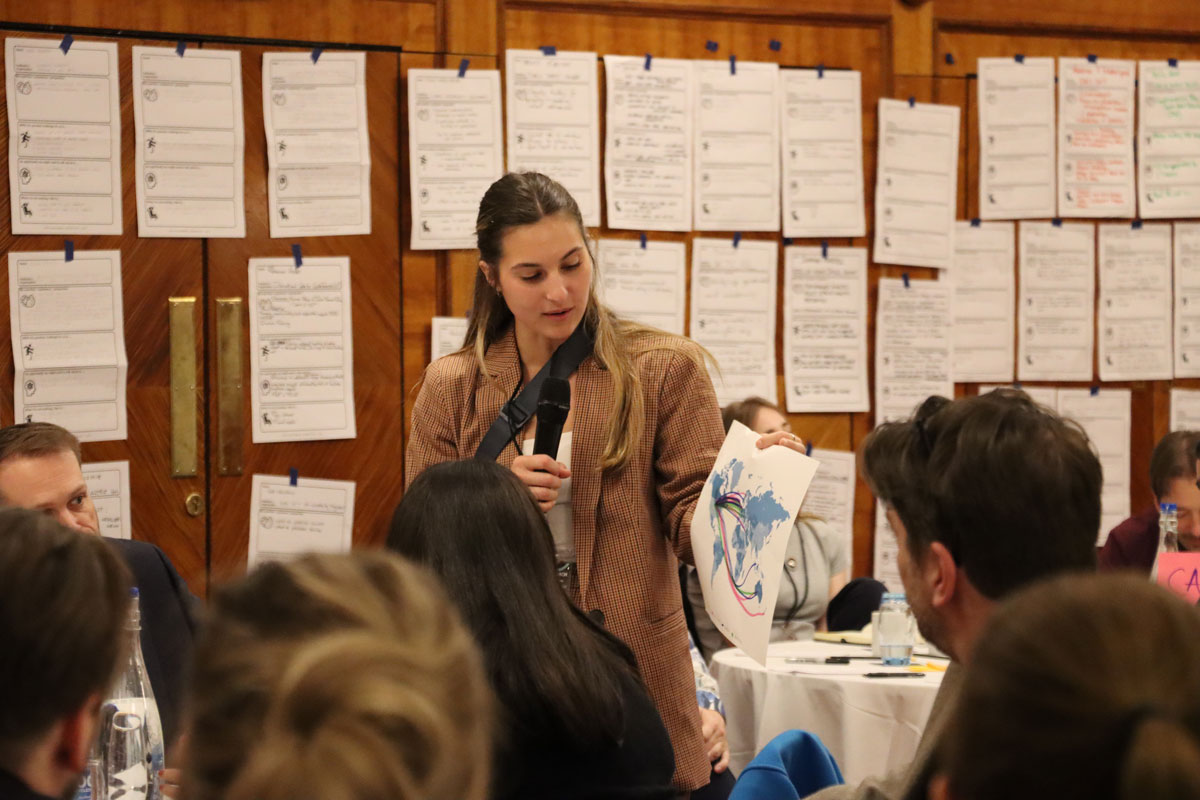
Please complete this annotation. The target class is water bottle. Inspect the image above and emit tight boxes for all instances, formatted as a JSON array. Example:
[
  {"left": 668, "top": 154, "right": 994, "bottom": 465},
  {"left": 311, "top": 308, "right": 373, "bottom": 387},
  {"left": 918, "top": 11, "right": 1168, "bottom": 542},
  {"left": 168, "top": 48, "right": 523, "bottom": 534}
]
[
  {"left": 877, "top": 592, "right": 915, "bottom": 666},
  {"left": 73, "top": 736, "right": 106, "bottom": 800},
  {"left": 1160, "top": 503, "right": 1179, "bottom": 553},
  {"left": 1151, "top": 503, "right": 1180, "bottom": 579},
  {"left": 101, "top": 588, "right": 165, "bottom": 800}
]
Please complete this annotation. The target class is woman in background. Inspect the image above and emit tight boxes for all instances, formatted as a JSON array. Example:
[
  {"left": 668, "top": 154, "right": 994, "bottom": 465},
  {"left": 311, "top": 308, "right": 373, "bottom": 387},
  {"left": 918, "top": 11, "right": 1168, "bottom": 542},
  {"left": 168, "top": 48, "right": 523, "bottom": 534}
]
[
  {"left": 932, "top": 573, "right": 1200, "bottom": 800},
  {"left": 688, "top": 397, "right": 855, "bottom": 659},
  {"left": 388, "top": 459, "right": 677, "bottom": 800},
  {"left": 182, "top": 552, "right": 491, "bottom": 800}
]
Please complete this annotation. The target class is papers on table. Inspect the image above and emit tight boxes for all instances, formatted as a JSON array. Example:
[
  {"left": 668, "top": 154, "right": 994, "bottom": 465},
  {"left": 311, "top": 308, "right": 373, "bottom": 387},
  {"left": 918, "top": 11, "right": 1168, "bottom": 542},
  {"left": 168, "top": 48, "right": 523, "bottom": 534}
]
[
  {"left": 781, "top": 69, "right": 865, "bottom": 238},
  {"left": 263, "top": 51, "right": 370, "bottom": 237},
  {"left": 692, "top": 420, "right": 818, "bottom": 665},
  {"left": 977, "top": 57, "right": 1056, "bottom": 220},
  {"left": 5, "top": 38, "right": 122, "bottom": 234},
  {"left": 689, "top": 237, "right": 778, "bottom": 406},
  {"left": 82, "top": 460, "right": 131, "bottom": 540},
  {"left": 603, "top": 55, "right": 693, "bottom": 232},
  {"left": 782, "top": 245, "right": 868, "bottom": 412},
  {"left": 1017, "top": 221, "right": 1095, "bottom": 381},
  {"left": 430, "top": 315, "right": 468, "bottom": 361},
  {"left": 1058, "top": 57, "right": 1136, "bottom": 218},
  {"left": 950, "top": 221, "right": 1015, "bottom": 382},
  {"left": 694, "top": 60, "right": 780, "bottom": 232},
  {"left": 248, "top": 473, "right": 355, "bottom": 567},
  {"left": 132, "top": 47, "right": 245, "bottom": 237},
  {"left": 506, "top": 49, "right": 601, "bottom": 227},
  {"left": 1056, "top": 388, "right": 1131, "bottom": 545},
  {"left": 1170, "top": 388, "right": 1200, "bottom": 432},
  {"left": 407, "top": 68, "right": 503, "bottom": 250},
  {"left": 1097, "top": 223, "right": 1173, "bottom": 381},
  {"left": 873, "top": 503, "right": 902, "bottom": 593},
  {"left": 596, "top": 238, "right": 686, "bottom": 334},
  {"left": 1177, "top": 223, "right": 1200, "bottom": 377},
  {"left": 873, "top": 99, "right": 960, "bottom": 270},
  {"left": 248, "top": 256, "right": 356, "bottom": 443},
  {"left": 1138, "top": 60, "right": 1200, "bottom": 219},
  {"left": 8, "top": 250, "right": 126, "bottom": 442},
  {"left": 874, "top": 277, "right": 953, "bottom": 425},
  {"left": 801, "top": 448, "right": 857, "bottom": 559}
]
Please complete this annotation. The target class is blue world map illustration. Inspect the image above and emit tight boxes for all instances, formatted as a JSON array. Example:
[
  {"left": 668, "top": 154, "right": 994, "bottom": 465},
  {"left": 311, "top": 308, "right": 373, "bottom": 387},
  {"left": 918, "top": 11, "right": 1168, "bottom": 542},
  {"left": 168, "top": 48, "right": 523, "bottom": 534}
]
[{"left": 708, "top": 457, "right": 791, "bottom": 617}]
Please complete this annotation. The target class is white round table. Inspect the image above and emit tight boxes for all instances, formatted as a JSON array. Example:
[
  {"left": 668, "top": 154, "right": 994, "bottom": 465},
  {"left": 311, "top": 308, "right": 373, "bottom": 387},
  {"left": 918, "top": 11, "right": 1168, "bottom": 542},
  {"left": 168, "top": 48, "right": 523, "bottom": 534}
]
[{"left": 711, "top": 639, "right": 946, "bottom": 784}]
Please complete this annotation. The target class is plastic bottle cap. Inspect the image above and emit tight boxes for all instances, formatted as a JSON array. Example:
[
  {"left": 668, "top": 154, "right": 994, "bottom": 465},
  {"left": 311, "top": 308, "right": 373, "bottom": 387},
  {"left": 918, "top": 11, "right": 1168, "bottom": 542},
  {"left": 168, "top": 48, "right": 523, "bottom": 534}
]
[
  {"left": 129, "top": 586, "right": 140, "bottom": 598},
  {"left": 881, "top": 592, "right": 906, "bottom": 602},
  {"left": 1161, "top": 503, "right": 1178, "bottom": 513}
]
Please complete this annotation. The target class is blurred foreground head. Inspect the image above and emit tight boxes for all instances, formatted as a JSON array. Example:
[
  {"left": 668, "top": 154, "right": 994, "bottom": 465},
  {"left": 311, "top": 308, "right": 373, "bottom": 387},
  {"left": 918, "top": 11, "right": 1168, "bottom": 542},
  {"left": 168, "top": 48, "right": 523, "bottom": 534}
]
[
  {"left": 184, "top": 551, "right": 492, "bottom": 800},
  {"left": 937, "top": 573, "right": 1200, "bottom": 800}
]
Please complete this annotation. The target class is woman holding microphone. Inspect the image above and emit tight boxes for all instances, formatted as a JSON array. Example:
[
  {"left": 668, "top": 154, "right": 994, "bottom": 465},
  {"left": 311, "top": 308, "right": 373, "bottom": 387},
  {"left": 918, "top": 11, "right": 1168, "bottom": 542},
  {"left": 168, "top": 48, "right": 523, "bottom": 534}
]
[{"left": 406, "top": 171, "right": 803, "bottom": 794}]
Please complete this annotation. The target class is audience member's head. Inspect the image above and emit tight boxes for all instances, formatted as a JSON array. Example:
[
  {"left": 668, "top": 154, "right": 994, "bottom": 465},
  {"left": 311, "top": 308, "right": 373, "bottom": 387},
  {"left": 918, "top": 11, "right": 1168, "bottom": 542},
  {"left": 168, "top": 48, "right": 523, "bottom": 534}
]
[
  {"left": 387, "top": 459, "right": 637, "bottom": 749},
  {"left": 1150, "top": 430, "right": 1200, "bottom": 550},
  {"left": 861, "top": 389, "right": 1102, "bottom": 662},
  {"left": 722, "top": 396, "right": 791, "bottom": 436},
  {"left": 184, "top": 551, "right": 491, "bottom": 800},
  {"left": 933, "top": 574, "right": 1200, "bottom": 800},
  {"left": 0, "top": 422, "right": 98, "bottom": 534},
  {"left": 0, "top": 507, "right": 131, "bottom": 798}
]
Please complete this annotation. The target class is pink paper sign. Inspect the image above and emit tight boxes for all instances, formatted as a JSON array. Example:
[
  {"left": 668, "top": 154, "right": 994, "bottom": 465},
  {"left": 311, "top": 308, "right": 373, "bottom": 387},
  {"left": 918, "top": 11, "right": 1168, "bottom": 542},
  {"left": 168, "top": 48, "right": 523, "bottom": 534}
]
[{"left": 1156, "top": 553, "right": 1200, "bottom": 602}]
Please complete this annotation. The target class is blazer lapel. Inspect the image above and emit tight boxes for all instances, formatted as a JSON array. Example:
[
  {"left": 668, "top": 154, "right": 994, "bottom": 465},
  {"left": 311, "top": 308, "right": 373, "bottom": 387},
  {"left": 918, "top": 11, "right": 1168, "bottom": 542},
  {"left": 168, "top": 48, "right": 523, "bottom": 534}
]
[{"left": 571, "top": 355, "right": 611, "bottom": 603}]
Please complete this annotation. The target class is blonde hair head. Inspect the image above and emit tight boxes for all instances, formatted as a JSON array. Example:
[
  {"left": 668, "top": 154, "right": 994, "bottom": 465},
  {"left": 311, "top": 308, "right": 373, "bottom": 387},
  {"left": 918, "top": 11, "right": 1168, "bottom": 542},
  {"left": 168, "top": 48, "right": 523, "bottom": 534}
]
[
  {"left": 469, "top": 171, "right": 705, "bottom": 471},
  {"left": 184, "top": 552, "right": 492, "bottom": 800}
]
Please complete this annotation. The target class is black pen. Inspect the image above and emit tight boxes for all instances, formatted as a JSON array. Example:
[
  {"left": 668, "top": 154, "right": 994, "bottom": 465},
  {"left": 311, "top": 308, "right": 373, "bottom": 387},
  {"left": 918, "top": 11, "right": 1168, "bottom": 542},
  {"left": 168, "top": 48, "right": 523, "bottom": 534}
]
[{"left": 863, "top": 672, "right": 925, "bottom": 678}]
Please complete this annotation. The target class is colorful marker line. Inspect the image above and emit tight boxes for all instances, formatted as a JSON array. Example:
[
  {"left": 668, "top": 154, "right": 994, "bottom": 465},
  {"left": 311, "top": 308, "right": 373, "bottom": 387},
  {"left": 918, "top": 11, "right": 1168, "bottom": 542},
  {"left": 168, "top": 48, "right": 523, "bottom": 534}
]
[{"left": 715, "top": 490, "right": 765, "bottom": 617}]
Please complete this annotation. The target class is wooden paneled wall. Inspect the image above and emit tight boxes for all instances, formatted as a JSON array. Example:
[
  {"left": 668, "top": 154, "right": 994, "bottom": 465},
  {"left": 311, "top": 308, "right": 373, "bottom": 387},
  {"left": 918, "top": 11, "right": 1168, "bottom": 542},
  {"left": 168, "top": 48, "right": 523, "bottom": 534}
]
[{"left": 1, "top": 0, "right": 1197, "bottom": 583}]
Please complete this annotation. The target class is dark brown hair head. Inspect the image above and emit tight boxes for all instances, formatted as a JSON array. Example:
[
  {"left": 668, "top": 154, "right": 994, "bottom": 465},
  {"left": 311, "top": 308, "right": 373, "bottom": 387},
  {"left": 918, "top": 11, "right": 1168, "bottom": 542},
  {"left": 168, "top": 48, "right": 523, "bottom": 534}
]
[
  {"left": 861, "top": 389, "right": 1101, "bottom": 599},
  {"left": 0, "top": 421, "right": 82, "bottom": 465},
  {"left": 1149, "top": 430, "right": 1200, "bottom": 500},
  {"left": 0, "top": 507, "right": 130, "bottom": 768}
]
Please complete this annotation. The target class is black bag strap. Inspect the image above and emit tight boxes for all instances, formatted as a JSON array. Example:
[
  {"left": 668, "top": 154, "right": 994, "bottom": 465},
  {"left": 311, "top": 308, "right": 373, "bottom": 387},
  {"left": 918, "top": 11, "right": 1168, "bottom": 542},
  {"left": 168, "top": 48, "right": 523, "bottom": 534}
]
[{"left": 474, "top": 323, "right": 594, "bottom": 462}]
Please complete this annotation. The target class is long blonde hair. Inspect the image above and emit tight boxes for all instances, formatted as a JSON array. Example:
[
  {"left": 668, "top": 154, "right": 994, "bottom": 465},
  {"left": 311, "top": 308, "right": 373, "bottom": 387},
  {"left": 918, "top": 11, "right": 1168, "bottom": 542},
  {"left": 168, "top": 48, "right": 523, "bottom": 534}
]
[
  {"left": 184, "top": 552, "right": 492, "bottom": 800},
  {"left": 468, "top": 171, "right": 705, "bottom": 471}
]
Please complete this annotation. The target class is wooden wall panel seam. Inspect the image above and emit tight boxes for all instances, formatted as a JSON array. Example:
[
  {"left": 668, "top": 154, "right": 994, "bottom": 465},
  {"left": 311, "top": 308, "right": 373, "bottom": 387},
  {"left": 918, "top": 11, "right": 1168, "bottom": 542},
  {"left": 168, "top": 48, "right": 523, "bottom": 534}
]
[{"left": 503, "top": 1, "right": 892, "bottom": 25}]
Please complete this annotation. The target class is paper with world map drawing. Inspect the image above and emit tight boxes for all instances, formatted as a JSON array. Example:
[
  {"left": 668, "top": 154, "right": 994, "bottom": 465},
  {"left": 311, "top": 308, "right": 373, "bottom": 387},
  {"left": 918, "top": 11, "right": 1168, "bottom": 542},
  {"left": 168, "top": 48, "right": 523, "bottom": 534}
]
[{"left": 692, "top": 420, "right": 819, "bottom": 665}]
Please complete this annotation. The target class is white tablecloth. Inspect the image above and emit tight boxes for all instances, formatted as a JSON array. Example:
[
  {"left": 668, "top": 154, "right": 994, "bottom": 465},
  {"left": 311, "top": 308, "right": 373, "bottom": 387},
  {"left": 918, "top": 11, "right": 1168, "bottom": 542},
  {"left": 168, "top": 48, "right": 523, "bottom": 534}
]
[{"left": 711, "top": 639, "right": 945, "bottom": 784}]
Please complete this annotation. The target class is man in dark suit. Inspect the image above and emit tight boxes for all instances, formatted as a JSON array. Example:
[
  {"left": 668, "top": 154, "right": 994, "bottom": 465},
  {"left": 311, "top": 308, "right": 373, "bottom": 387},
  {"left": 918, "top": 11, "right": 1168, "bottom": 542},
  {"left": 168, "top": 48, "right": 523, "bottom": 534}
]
[{"left": 0, "top": 422, "right": 197, "bottom": 750}]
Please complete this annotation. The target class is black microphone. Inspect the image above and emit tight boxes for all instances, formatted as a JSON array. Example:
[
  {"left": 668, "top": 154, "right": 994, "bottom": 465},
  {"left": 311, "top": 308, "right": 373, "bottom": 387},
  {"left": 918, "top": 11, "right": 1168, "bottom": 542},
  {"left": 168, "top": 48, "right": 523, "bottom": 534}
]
[{"left": 533, "top": 377, "right": 570, "bottom": 460}]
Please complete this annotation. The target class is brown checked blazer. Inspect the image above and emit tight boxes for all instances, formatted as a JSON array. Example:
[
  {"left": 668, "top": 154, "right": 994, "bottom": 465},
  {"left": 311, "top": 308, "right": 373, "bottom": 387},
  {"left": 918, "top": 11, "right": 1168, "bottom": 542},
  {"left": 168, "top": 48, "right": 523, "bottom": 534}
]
[{"left": 406, "top": 326, "right": 725, "bottom": 792}]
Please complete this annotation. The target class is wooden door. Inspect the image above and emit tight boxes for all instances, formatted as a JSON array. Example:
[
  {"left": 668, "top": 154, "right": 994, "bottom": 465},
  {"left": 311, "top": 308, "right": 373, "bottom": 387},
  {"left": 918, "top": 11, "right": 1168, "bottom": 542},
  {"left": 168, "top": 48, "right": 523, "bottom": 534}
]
[
  {"left": 0, "top": 33, "right": 208, "bottom": 594},
  {"left": 205, "top": 45, "right": 407, "bottom": 583}
]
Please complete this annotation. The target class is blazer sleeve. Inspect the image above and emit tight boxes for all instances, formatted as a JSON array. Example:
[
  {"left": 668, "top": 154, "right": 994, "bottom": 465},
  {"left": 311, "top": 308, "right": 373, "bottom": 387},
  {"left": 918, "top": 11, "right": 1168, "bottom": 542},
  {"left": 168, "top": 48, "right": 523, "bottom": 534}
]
[
  {"left": 653, "top": 347, "right": 724, "bottom": 567},
  {"left": 405, "top": 362, "right": 461, "bottom": 489}
]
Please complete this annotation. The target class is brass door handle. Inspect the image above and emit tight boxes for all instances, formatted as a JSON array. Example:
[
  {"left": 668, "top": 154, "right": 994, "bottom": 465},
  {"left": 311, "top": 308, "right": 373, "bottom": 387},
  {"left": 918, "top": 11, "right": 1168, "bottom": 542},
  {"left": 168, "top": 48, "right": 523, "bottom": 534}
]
[
  {"left": 216, "top": 298, "right": 245, "bottom": 476},
  {"left": 184, "top": 492, "right": 204, "bottom": 517},
  {"left": 169, "top": 297, "right": 199, "bottom": 477}
]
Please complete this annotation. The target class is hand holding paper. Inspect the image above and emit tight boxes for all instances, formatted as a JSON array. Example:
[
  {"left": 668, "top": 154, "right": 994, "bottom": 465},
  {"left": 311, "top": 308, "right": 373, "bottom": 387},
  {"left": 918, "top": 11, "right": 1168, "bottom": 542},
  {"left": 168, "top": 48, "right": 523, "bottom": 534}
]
[{"left": 692, "top": 421, "right": 819, "bottom": 665}]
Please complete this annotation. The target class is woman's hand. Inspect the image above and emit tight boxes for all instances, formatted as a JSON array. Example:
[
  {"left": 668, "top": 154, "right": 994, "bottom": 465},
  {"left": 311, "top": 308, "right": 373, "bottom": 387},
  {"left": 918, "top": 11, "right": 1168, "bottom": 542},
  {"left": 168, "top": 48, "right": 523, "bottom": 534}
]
[
  {"left": 699, "top": 707, "right": 730, "bottom": 772},
  {"left": 756, "top": 430, "right": 807, "bottom": 454},
  {"left": 510, "top": 454, "right": 572, "bottom": 513}
]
